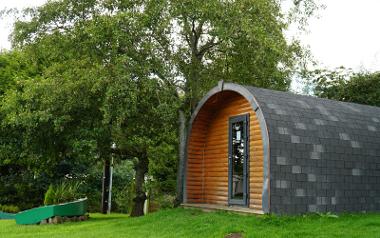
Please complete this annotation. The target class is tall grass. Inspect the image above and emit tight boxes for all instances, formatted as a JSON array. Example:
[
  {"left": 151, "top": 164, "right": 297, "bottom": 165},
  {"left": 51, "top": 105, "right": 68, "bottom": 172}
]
[{"left": 44, "top": 181, "right": 83, "bottom": 205}]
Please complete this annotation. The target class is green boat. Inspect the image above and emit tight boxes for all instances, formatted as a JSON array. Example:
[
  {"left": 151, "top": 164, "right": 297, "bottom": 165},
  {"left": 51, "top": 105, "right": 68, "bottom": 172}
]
[
  {"left": 15, "top": 198, "right": 88, "bottom": 225},
  {"left": 0, "top": 211, "right": 15, "bottom": 220}
]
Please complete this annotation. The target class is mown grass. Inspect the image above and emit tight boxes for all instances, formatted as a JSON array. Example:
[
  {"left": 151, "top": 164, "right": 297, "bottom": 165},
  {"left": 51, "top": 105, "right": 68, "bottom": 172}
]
[{"left": 1, "top": 208, "right": 380, "bottom": 238}]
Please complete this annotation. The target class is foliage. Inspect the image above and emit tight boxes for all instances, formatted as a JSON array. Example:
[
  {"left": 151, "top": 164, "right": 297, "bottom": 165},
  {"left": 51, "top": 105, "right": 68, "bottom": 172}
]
[
  {"left": 0, "top": 50, "right": 39, "bottom": 97},
  {"left": 43, "top": 185, "right": 55, "bottom": 206},
  {"left": 0, "top": 62, "right": 106, "bottom": 209},
  {"left": 0, "top": 204, "right": 20, "bottom": 213},
  {"left": 77, "top": 162, "right": 103, "bottom": 212},
  {"left": 44, "top": 180, "right": 83, "bottom": 205},
  {"left": 0, "top": 49, "right": 46, "bottom": 210},
  {"left": 102, "top": 76, "right": 180, "bottom": 216},
  {"left": 309, "top": 68, "right": 380, "bottom": 106},
  {"left": 109, "top": 160, "right": 135, "bottom": 213},
  {"left": 5, "top": 0, "right": 181, "bottom": 215},
  {"left": 71, "top": 159, "right": 135, "bottom": 213},
  {"left": 112, "top": 184, "right": 132, "bottom": 214},
  {"left": 148, "top": 143, "right": 178, "bottom": 194},
  {"left": 2, "top": 209, "right": 380, "bottom": 237},
  {"left": 151, "top": 194, "right": 176, "bottom": 210},
  {"left": 0, "top": 0, "right": 320, "bottom": 214},
  {"left": 0, "top": 165, "right": 51, "bottom": 210},
  {"left": 146, "top": 0, "right": 320, "bottom": 112}
]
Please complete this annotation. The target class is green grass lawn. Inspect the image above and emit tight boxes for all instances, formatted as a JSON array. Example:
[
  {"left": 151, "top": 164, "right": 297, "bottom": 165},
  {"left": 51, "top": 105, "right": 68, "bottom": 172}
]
[{"left": 1, "top": 208, "right": 380, "bottom": 238}]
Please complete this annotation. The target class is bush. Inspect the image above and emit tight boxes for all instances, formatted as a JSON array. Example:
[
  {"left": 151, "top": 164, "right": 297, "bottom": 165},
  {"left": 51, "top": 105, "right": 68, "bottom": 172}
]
[
  {"left": 0, "top": 165, "right": 50, "bottom": 210},
  {"left": 112, "top": 184, "right": 133, "bottom": 213},
  {"left": 44, "top": 185, "right": 55, "bottom": 205},
  {"left": 154, "top": 194, "right": 176, "bottom": 209},
  {"left": 80, "top": 160, "right": 135, "bottom": 213},
  {"left": 147, "top": 193, "right": 176, "bottom": 213},
  {"left": 44, "top": 180, "right": 83, "bottom": 205},
  {"left": 0, "top": 204, "right": 20, "bottom": 213}
]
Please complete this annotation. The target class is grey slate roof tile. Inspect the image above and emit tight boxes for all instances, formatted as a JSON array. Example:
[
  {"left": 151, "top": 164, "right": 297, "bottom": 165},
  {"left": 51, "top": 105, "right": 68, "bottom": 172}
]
[{"left": 244, "top": 85, "right": 380, "bottom": 214}]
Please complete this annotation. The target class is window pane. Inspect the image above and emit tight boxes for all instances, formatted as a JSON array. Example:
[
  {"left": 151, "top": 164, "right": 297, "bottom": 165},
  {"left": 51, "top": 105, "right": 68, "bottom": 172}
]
[{"left": 231, "top": 121, "right": 245, "bottom": 200}]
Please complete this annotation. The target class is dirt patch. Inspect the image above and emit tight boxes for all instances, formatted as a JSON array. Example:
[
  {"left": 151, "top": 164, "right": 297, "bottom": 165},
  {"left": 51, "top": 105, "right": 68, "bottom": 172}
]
[{"left": 225, "top": 232, "right": 243, "bottom": 238}]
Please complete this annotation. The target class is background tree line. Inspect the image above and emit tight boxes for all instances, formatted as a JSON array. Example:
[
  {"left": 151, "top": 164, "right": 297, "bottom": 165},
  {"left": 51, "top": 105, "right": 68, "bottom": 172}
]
[{"left": 4, "top": 0, "right": 377, "bottom": 218}]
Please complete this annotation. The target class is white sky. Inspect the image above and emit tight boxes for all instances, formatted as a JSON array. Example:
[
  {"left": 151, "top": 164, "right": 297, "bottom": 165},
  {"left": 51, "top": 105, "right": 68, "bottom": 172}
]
[
  {"left": 0, "top": 0, "right": 46, "bottom": 49},
  {"left": 298, "top": 0, "right": 380, "bottom": 72},
  {"left": 0, "top": 0, "right": 380, "bottom": 72}
]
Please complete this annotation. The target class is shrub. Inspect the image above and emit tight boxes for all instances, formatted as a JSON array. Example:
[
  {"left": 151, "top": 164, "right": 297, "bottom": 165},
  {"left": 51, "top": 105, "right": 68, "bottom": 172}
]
[
  {"left": 0, "top": 204, "right": 20, "bottom": 213},
  {"left": 113, "top": 184, "right": 132, "bottom": 213},
  {"left": 44, "top": 185, "right": 55, "bottom": 205},
  {"left": 148, "top": 194, "right": 176, "bottom": 213},
  {"left": 80, "top": 160, "right": 135, "bottom": 213},
  {"left": 0, "top": 165, "right": 50, "bottom": 210},
  {"left": 155, "top": 194, "right": 176, "bottom": 209},
  {"left": 44, "top": 180, "right": 83, "bottom": 205}
]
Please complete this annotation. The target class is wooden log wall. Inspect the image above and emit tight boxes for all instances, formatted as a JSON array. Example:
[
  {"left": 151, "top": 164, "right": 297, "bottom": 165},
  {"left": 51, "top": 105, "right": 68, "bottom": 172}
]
[{"left": 186, "top": 91, "right": 264, "bottom": 212}]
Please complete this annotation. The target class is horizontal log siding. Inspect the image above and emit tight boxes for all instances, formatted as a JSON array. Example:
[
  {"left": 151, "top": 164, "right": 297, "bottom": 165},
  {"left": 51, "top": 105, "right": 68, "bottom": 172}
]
[
  {"left": 186, "top": 107, "right": 211, "bottom": 204},
  {"left": 186, "top": 91, "right": 264, "bottom": 212}
]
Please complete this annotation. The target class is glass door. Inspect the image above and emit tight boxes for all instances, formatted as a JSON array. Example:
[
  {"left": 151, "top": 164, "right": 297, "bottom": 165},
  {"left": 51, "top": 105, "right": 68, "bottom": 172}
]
[{"left": 228, "top": 114, "right": 249, "bottom": 206}]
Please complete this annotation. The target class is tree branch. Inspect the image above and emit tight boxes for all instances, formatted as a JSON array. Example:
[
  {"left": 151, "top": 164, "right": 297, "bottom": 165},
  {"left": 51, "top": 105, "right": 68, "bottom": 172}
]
[
  {"left": 197, "top": 36, "right": 220, "bottom": 59},
  {"left": 190, "top": 17, "right": 199, "bottom": 56}
]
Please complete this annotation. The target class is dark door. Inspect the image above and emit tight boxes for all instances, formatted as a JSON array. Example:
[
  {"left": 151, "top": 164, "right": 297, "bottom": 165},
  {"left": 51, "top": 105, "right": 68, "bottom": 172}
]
[{"left": 228, "top": 114, "right": 249, "bottom": 206}]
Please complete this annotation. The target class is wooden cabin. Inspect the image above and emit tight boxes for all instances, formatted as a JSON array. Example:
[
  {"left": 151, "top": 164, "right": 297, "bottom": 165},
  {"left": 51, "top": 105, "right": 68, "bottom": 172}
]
[{"left": 182, "top": 82, "right": 380, "bottom": 214}]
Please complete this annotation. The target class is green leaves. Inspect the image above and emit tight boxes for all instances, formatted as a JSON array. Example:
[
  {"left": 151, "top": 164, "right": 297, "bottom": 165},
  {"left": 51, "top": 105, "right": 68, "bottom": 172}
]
[
  {"left": 161, "top": 0, "right": 313, "bottom": 113},
  {"left": 0, "top": 0, "right": 319, "bottom": 210},
  {"left": 44, "top": 181, "right": 83, "bottom": 205},
  {"left": 0, "top": 50, "right": 38, "bottom": 97},
  {"left": 312, "top": 69, "right": 380, "bottom": 107}
]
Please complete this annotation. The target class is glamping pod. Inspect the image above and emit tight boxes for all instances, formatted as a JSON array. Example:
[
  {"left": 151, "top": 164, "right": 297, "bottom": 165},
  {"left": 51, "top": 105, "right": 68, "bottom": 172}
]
[{"left": 183, "top": 82, "right": 380, "bottom": 214}]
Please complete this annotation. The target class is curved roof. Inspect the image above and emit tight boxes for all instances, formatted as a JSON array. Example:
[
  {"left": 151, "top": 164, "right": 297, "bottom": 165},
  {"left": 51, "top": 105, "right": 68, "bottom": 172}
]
[
  {"left": 186, "top": 82, "right": 380, "bottom": 213},
  {"left": 192, "top": 82, "right": 380, "bottom": 164},
  {"left": 244, "top": 85, "right": 380, "bottom": 213},
  {"left": 245, "top": 84, "right": 380, "bottom": 158}
]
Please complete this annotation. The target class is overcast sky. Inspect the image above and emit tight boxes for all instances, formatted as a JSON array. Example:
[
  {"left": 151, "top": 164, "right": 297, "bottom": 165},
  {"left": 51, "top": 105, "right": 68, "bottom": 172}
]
[
  {"left": 299, "top": 0, "right": 380, "bottom": 72},
  {"left": 1, "top": 0, "right": 380, "bottom": 72}
]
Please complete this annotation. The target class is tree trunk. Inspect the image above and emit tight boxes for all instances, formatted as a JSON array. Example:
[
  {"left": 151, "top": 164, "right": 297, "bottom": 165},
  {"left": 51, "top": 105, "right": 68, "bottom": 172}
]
[
  {"left": 130, "top": 156, "right": 148, "bottom": 217},
  {"left": 101, "top": 158, "right": 111, "bottom": 214},
  {"left": 175, "top": 110, "right": 187, "bottom": 206}
]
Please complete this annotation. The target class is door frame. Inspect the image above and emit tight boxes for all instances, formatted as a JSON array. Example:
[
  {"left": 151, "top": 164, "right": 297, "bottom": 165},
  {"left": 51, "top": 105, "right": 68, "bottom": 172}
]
[{"left": 228, "top": 114, "right": 250, "bottom": 206}]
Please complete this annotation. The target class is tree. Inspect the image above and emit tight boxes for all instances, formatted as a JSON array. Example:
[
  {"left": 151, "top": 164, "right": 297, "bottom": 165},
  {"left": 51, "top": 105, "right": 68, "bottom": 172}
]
[
  {"left": 0, "top": 50, "right": 44, "bottom": 209},
  {"left": 103, "top": 77, "right": 179, "bottom": 216},
  {"left": 5, "top": 0, "right": 179, "bottom": 216},
  {"left": 0, "top": 50, "right": 39, "bottom": 96},
  {"left": 151, "top": 0, "right": 315, "bottom": 111},
  {"left": 311, "top": 69, "right": 380, "bottom": 107},
  {"left": 158, "top": 0, "right": 319, "bottom": 203},
  {"left": 5, "top": 0, "right": 318, "bottom": 215},
  {"left": 0, "top": 59, "right": 110, "bottom": 207}
]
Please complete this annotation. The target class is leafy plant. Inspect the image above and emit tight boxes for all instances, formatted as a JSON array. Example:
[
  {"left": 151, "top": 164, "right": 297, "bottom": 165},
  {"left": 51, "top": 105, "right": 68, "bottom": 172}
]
[
  {"left": 44, "top": 181, "right": 83, "bottom": 205},
  {"left": 308, "top": 68, "right": 380, "bottom": 107},
  {"left": 113, "top": 185, "right": 132, "bottom": 214},
  {"left": 154, "top": 194, "right": 176, "bottom": 210},
  {"left": 0, "top": 204, "right": 20, "bottom": 213},
  {"left": 43, "top": 185, "right": 55, "bottom": 205}
]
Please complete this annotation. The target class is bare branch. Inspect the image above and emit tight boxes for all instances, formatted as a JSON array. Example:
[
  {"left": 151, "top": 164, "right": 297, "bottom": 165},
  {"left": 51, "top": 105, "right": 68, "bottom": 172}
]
[
  {"left": 190, "top": 17, "right": 199, "bottom": 55},
  {"left": 195, "top": 19, "right": 206, "bottom": 39},
  {"left": 197, "top": 36, "right": 220, "bottom": 59}
]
